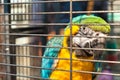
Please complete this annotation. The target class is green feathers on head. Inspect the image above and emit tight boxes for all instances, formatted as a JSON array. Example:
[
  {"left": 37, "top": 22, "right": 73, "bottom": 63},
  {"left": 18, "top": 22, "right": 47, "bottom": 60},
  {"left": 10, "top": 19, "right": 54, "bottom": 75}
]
[{"left": 67, "top": 15, "right": 111, "bottom": 34}]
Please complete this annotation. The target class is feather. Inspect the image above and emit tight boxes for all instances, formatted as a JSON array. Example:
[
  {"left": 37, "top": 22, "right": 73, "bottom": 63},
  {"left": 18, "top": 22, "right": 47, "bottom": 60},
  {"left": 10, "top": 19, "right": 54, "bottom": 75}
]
[{"left": 41, "top": 37, "right": 63, "bottom": 78}]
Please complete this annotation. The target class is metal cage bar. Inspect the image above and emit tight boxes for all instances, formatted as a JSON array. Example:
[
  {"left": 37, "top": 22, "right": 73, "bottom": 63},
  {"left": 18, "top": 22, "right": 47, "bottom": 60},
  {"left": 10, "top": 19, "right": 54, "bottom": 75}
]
[{"left": 0, "top": 0, "right": 120, "bottom": 80}]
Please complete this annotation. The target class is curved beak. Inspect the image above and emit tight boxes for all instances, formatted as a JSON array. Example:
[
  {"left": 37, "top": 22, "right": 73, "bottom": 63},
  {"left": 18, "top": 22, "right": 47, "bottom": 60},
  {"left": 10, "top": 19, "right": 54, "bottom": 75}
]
[{"left": 72, "top": 30, "right": 107, "bottom": 57}]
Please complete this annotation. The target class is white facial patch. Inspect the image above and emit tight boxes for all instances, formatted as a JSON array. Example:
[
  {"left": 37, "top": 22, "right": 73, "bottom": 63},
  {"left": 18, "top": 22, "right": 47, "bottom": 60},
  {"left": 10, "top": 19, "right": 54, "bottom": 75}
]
[{"left": 72, "top": 26, "right": 107, "bottom": 57}]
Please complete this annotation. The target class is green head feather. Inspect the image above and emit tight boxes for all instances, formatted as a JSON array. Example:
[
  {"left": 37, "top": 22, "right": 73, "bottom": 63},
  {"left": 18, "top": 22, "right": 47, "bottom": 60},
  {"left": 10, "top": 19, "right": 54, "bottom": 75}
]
[{"left": 66, "top": 15, "right": 111, "bottom": 33}]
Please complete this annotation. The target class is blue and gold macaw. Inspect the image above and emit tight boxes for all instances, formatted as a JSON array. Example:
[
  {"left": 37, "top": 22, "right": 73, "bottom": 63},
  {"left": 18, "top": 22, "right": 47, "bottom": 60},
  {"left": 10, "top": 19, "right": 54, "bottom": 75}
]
[{"left": 41, "top": 15, "right": 111, "bottom": 80}]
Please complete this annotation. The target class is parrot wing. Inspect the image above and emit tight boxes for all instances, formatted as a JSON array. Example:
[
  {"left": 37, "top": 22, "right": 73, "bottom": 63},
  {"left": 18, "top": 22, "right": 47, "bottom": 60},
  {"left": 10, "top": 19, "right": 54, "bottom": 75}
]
[{"left": 41, "top": 36, "right": 63, "bottom": 79}]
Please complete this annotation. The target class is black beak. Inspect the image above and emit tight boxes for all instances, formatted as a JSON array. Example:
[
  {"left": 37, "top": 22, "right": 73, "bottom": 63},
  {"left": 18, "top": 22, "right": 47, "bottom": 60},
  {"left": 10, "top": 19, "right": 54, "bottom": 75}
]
[{"left": 72, "top": 31, "right": 107, "bottom": 57}]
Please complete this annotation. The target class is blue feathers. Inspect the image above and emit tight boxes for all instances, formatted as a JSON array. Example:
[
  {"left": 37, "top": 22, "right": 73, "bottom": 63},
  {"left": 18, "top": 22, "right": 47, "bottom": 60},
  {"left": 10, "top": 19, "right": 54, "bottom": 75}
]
[{"left": 41, "top": 37, "right": 63, "bottom": 79}]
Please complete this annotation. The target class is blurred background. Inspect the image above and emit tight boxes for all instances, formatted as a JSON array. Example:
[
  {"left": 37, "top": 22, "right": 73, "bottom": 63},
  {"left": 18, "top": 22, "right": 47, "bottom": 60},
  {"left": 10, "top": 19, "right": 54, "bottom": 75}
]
[{"left": 0, "top": 0, "right": 120, "bottom": 80}]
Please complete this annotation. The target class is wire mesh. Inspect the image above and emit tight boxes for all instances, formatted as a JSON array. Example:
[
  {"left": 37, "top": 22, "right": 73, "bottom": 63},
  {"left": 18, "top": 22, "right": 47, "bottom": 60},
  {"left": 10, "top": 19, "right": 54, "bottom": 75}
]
[{"left": 0, "top": 0, "right": 120, "bottom": 80}]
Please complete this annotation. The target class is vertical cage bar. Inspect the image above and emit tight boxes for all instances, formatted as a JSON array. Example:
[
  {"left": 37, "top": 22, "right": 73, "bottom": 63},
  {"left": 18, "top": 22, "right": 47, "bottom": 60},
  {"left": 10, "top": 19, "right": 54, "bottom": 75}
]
[
  {"left": 0, "top": 1, "right": 5, "bottom": 80},
  {"left": 69, "top": 0, "right": 72, "bottom": 80},
  {"left": 4, "top": 0, "right": 11, "bottom": 80}
]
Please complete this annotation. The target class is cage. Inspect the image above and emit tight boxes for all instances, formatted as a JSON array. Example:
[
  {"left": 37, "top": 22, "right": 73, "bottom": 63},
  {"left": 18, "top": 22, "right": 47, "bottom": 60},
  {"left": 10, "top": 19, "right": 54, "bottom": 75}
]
[{"left": 0, "top": 0, "right": 120, "bottom": 80}]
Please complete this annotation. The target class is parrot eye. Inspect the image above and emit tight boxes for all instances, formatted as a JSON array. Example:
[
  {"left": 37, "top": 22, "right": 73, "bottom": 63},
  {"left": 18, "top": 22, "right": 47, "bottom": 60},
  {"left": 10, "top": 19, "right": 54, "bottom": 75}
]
[
  {"left": 83, "top": 27, "right": 86, "bottom": 30},
  {"left": 79, "top": 26, "right": 94, "bottom": 36},
  {"left": 80, "top": 26, "right": 90, "bottom": 35}
]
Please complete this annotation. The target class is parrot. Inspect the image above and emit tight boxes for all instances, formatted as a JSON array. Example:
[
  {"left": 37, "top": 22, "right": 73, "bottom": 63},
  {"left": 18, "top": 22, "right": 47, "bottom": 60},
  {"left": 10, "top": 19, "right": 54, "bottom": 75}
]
[{"left": 41, "top": 15, "right": 111, "bottom": 80}]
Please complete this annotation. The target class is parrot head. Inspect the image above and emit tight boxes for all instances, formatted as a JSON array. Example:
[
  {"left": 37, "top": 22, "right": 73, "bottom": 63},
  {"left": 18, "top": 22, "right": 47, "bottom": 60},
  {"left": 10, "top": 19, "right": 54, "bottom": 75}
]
[{"left": 63, "top": 15, "right": 111, "bottom": 58}]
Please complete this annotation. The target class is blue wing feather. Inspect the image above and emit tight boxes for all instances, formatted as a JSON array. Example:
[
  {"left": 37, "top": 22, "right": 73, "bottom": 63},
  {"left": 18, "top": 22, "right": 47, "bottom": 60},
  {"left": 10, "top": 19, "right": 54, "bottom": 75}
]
[{"left": 41, "top": 37, "right": 63, "bottom": 79}]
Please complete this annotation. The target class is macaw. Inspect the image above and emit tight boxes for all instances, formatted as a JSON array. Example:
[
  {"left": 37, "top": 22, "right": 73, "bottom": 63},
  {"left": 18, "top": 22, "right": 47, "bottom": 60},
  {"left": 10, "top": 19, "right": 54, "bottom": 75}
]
[{"left": 41, "top": 15, "right": 111, "bottom": 80}]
